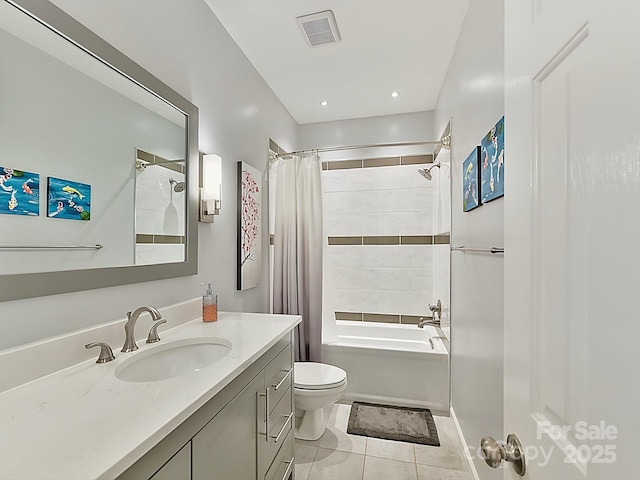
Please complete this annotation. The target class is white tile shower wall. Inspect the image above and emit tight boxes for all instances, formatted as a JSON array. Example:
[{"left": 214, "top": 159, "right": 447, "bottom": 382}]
[
  {"left": 323, "top": 165, "right": 438, "bottom": 317},
  {"left": 432, "top": 149, "right": 451, "bottom": 335},
  {"left": 324, "top": 165, "right": 434, "bottom": 237},
  {"left": 135, "top": 164, "right": 186, "bottom": 264},
  {"left": 135, "top": 244, "right": 185, "bottom": 266},
  {"left": 431, "top": 157, "right": 452, "bottom": 235},
  {"left": 433, "top": 245, "right": 451, "bottom": 332}
]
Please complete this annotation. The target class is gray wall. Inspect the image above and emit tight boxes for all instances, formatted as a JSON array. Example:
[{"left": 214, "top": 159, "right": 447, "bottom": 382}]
[
  {"left": 432, "top": 0, "right": 504, "bottom": 478},
  {"left": 0, "top": 0, "right": 298, "bottom": 350},
  {"left": 298, "top": 111, "right": 434, "bottom": 161}
]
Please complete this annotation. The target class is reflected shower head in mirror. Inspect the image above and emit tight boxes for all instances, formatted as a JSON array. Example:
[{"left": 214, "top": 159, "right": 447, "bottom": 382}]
[
  {"left": 417, "top": 162, "right": 442, "bottom": 181},
  {"left": 169, "top": 178, "right": 186, "bottom": 192}
]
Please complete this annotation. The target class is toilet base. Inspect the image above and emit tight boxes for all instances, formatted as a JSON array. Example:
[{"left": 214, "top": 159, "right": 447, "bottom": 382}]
[{"left": 295, "top": 407, "right": 328, "bottom": 441}]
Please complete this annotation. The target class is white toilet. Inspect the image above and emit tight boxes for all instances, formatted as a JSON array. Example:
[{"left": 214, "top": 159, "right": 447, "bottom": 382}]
[{"left": 293, "top": 362, "right": 348, "bottom": 440}]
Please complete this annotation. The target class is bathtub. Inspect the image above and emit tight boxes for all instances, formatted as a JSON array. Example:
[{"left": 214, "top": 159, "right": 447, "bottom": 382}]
[{"left": 321, "top": 321, "right": 450, "bottom": 413}]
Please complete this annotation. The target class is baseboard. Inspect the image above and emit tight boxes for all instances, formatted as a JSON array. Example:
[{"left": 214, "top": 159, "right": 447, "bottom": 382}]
[{"left": 450, "top": 407, "right": 480, "bottom": 480}]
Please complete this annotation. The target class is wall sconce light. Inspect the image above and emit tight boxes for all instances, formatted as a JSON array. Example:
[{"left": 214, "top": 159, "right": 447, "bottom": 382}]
[{"left": 200, "top": 153, "right": 222, "bottom": 223}]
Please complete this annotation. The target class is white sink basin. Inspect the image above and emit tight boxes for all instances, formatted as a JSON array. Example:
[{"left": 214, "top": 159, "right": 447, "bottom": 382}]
[{"left": 115, "top": 337, "right": 232, "bottom": 382}]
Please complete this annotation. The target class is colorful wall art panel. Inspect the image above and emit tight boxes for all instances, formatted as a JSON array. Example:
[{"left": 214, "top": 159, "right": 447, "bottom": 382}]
[
  {"left": 480, "top": 116, "right": 505, "bottom": 203},
  {"left": 0, "top": 167, "right": 40, "bottom": 216},
  {"left": 237, "top": 161, "right": 261, "bottom": 290},
  {"left": 463, "top": 147, "right": 481, "bottom": 212},
  {"left": 47, "top": 177, "right": 91, "bottom": 220}
]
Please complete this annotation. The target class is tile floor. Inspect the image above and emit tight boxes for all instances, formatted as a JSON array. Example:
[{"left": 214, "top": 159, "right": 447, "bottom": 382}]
[{"left": 295, "top": 402, "right": 471, "bottom": 480}]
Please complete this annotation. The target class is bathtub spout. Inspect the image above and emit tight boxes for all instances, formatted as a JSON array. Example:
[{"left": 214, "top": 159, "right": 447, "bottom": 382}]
[{"left": 417, "top": 316, "right": 440, "bottom": 328}]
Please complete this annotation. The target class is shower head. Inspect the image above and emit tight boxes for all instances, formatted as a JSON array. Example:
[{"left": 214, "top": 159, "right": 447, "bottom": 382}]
[
  {"left": 417, "top": 163, "right": 442, "bottom": 181},
  {"left": 169, "top": 178, "right": 186, "bottom": 193}
]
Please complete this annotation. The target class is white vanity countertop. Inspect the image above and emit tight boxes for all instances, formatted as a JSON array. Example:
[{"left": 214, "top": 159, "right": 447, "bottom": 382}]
[{"left": 0, "top": 311, "right": 301, "bottom": 480}]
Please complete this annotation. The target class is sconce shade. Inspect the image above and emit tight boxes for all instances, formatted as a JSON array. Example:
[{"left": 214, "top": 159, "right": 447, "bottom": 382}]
[
  {"left": 202, "top": 154, "right": 222, "bottom": 201},
  {"left": 200, "top": 153, "right": 222, "bottom": 223}
]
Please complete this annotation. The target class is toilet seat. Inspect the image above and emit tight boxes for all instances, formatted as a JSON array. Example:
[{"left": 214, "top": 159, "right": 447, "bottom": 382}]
[{"left": 294, "top": 362, "right": 347, "bottom": 390}]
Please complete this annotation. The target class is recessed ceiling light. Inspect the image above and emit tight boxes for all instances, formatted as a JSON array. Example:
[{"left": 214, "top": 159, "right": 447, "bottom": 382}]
[
  {"left": 320, "top": 100, "right": 329, "bottom": 106},
  {"left": 391, "top": 91, "right": 400, "bottom": 98}
]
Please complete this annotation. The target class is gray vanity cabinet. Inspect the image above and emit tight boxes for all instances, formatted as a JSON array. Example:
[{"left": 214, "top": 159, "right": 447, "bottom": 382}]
[
  {"left": 192, "top": 371, "right": 263, "bottom": 479},
  {"left": 149, "top": 443, "right": 191, "bottom": 480},
  {"left": 116, "top": 333, "right": 294, "bottom": 480}
]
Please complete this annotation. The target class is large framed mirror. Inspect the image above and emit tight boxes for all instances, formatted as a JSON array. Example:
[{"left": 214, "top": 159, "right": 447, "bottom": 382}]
[{"left": 0, "top": 0, "right": 198, "bottom": 301}]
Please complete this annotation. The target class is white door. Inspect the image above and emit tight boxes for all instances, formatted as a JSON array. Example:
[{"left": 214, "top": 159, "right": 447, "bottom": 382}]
[{"left": 504, "top": 1, "right": 640, "bottom": 479}]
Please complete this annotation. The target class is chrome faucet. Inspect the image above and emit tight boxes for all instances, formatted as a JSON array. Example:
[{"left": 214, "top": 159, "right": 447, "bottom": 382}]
[
  {"left": 418, "top": 316, "right": 440, "bottom": 328},
  {"left": 418, "top": 299, "right": 443, "bottom": 329},
  {"left": 121, "top": 306, "right": 162, "bottom": 352},
  {"left": 429, "top": 299, "right": 442, "bottom": 321}
]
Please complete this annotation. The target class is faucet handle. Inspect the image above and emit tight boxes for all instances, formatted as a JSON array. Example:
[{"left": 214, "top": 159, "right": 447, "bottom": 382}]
[
  {"left": 85, "top": 342, "right": 115, "bottom": 363},
  {"left": 146, "top": 319, "right": 167, "bottom": 344},
  {"left": 428, "top": 299, "right": 442, "bottom": 318}
]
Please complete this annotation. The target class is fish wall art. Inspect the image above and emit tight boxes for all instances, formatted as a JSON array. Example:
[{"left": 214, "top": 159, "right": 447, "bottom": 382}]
[
  {"left": 47, "top": 176, "right": 91, "bottom": 221},
  {"left": 480, "top": 116, "right": 505, "bottom": 203},
  {"left": 463, "top": 147, "right": 481, "bottom": 212},
  {"left": 0, "top": 166, "right": 40, "bottom": 216}
]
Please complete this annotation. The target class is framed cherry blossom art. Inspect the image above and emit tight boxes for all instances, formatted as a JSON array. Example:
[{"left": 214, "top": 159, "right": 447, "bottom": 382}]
[{"left": 237, "top": 161, "right": 262, "bottom": 290}]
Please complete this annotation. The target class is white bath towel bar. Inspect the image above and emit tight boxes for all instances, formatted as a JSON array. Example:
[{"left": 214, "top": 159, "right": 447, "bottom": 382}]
[
  {"left": 451, "top": 246, "right": 504, "bottom": 254},
  {"left": 0, "top": 244, "right": 103, "bottom": 250}
]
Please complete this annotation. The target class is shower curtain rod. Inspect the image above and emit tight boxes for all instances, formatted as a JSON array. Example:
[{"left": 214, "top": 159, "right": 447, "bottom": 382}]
[{"left": 272, "top": 139, "right": 448, "bottom": 160}]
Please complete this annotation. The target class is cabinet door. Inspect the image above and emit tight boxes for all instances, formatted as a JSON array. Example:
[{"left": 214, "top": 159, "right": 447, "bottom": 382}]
[
  {"left": 150, "top": 442, "right": 191, "bottom": 480},
  {"left": 192, "top": 372, "right": 264, "bottom": 480}
]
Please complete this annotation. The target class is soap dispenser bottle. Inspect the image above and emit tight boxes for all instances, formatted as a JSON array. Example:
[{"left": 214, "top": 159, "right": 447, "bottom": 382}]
[{"left": 202, "top": 282, "right": 218, "bottom": 322}]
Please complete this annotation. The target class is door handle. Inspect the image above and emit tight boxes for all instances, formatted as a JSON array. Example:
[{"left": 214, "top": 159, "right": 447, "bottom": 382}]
[{"left": 480, "top": 434, "right": 526, "bottom": 476}]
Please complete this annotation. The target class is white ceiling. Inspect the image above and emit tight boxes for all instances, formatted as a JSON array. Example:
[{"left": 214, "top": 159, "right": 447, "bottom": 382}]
[{"left": 203, "top": 0, "right": 470, "bottom": 125}]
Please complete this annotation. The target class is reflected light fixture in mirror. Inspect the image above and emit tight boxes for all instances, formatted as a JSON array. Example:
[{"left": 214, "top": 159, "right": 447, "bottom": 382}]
[{"left": 200, "top": 153, "right": 222, "bottom": 222}]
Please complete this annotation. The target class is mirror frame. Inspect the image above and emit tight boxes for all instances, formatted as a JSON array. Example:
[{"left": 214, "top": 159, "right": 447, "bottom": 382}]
[{"left": 0, "top": 0, "right": 198, "bottom": 302}]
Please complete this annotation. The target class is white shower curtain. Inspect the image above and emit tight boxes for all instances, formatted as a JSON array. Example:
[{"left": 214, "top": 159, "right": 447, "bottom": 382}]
[{"left": 272, "top": 153, "right": 323, "bottom": 362}]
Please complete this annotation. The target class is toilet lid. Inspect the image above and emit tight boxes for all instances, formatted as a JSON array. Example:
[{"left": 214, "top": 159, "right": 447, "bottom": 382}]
[{"left": 294, "top": 362, "right": 347, "bottom": 390}]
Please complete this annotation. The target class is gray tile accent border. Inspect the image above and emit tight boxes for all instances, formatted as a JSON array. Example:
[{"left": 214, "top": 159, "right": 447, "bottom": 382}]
[
  {"left": 363, "top": 157, "right": 400, "bottom": 168},
  {"left": 400, "top": 315, "right": 424, "bottom": 325},
  {"left": 328, "top": 236, "right": 363, "bottom": 246},
  {"left": 400, "top": 154, "right": 434, "bottom": 165},
  {"left": 328, "top": 235, "right": 448, "bottom": 246},
  {"left": 335, "top": 311, "right": 363, "bottom": 321},
  {"left": 363, "top": 313, "right": 400, "bottom": 323},
  {"left": 154, "top": 235, "right": 183, "bottom": 244},
  {"left": 136, "top": 149, "right": 154, "bottom": 163},
  {"left": 136, "top": 234, "right": 154, "bottom": 244},
  {"left": 328, "top": 159, "right": 363, "bottom": 170},
  {"left": 363, "top": 235, "right": 400, "bottom": 245},
  {"left": 269, "top": 234, "right": 274, "bottom": 246},
  {"left": 434, "top": 234, "right": 451, "bottom": 245},
  {"left": 136, "top": 148, "right": 185, "bottom": 174},
  {"left": 269, "top": 138, "right": 279, "bottom": 153},
  {"left": 136, "top": 234, "right": 185, "bottom": 245},
  {"left": 322, "top": 154, "right": 435, "bottom": 171},
  {"left": 334, "top": 311, "right": 432, "bottom": 325},
  {"left": 401, "top": 235, "right": 434, "bottom": 245}
]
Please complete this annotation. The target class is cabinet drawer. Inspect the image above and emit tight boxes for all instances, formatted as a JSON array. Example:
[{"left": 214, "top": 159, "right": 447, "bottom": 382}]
[
  {"left": 264, "top": 428, "right": 294, "bottom": 480},
  {"left": 264, "top": 386, "right": 293, "bottom": 465},
  {"left": 264, "top": 344, "right": 293, "bottom": 415}
]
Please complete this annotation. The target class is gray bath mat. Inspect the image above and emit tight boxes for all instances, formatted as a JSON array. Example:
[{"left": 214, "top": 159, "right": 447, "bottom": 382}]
[{"left": 347, "top": 401, "right": 440, "bottom": 446}]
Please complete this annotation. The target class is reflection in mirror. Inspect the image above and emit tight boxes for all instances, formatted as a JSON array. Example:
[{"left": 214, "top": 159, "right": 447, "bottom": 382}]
[
  {"left": 0, "top": 0, "right": 198, "bottom": 301},
  {"left": 0, "top": 0, "right": 188, "bottom": 275},
  {"left": 135, "top": 149, "right": 186, "bottom": 265}
]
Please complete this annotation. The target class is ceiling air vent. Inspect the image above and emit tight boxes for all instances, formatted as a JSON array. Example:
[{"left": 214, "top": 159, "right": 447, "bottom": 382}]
[{"left": 296, "top": 10, "right": 341, "bottom": 47}]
